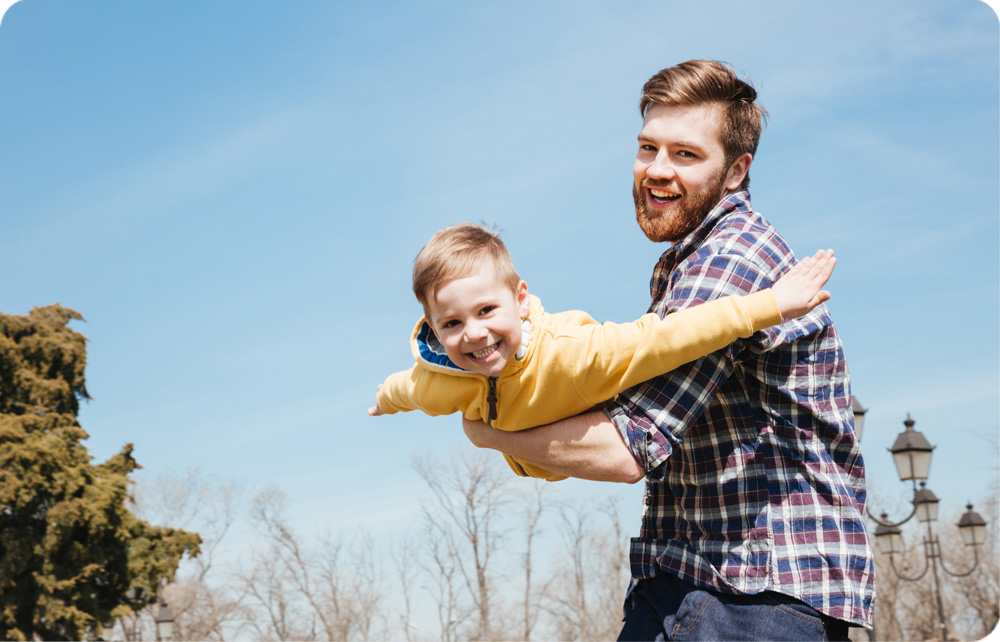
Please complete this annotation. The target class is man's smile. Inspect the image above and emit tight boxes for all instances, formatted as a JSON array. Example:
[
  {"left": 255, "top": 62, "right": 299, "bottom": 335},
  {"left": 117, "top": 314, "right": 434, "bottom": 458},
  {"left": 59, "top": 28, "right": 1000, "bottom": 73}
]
[{"left": 647, "top": 185, "right": 682, "bottom": 206}]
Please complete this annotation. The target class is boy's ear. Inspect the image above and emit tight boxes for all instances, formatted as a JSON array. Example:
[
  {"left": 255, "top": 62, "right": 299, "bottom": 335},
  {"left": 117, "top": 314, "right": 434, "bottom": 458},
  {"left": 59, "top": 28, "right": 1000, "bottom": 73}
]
[
  {"left": 516, "top": 280, "right": 530, "bottom": 318},
  {"left": 423, "top": 308, "right": 440, "bottom": 340}
]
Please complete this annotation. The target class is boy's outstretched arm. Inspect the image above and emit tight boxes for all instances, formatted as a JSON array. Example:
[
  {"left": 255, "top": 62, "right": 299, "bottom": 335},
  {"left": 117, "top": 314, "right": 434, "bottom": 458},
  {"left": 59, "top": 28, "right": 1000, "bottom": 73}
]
[{"left": 771, "top": 249, "right": 836, "bottom": 319}]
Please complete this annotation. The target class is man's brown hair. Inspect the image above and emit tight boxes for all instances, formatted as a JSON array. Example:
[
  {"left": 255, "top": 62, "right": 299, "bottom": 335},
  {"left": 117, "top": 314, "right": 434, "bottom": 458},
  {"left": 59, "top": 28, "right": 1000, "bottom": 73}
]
[
  {"left": 639, "top": 59, "right": 768, "bottom": 189},
  {"left": 412, "top": 222, "right": 521, "bottom": 320}
]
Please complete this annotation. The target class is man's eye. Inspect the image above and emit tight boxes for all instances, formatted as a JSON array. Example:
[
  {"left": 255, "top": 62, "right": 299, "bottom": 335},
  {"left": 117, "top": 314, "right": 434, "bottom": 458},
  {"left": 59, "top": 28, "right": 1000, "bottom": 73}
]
[
  {"left": 639, "top": 144, "right": 657, "bottom": 153},
  {"left": 677, "top": 150, "right": 696, "bottom": 158}
]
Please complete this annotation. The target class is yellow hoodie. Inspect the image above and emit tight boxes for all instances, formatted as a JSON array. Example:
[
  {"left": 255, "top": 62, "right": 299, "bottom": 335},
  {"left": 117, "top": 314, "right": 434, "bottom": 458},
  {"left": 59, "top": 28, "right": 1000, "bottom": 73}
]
[{"left": 376, "top": 290, "right": 781, "bottom": 481}]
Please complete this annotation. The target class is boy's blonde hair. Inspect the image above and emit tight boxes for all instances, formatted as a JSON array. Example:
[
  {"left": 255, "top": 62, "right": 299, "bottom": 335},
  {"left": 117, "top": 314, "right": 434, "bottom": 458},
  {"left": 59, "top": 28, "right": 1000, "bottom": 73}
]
[{"left": 412, "top": 223, "right": 521, "bottom": 320}]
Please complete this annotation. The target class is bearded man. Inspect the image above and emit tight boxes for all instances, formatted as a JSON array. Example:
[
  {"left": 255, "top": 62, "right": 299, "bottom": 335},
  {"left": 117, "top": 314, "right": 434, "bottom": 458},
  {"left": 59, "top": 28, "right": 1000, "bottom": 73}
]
[{"left": 463, "top": 59, "right": 875, "bottom": 641}]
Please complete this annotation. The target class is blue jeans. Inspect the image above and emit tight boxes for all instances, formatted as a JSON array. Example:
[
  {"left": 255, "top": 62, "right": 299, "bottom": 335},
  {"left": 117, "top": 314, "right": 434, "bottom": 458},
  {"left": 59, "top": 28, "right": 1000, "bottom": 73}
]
[{"left": 617, "top": 573, "right": 850, "bottom": 641}]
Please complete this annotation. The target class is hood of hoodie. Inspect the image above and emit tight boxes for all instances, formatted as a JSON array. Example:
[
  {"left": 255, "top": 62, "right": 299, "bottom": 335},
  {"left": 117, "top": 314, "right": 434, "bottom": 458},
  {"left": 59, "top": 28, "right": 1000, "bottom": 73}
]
[{"left": 409, "top": 295, "right": 543, "bottom": 377}]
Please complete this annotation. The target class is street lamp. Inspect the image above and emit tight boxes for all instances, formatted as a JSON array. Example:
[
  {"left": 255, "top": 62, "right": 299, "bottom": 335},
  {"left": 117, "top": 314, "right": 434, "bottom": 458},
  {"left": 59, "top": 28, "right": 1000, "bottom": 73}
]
[
  {"left": 154, "top": 581, "right": 175, "bottom": 642},
  {"left": 888, "top": 414, "right": 934, "bottom": 481},
  {"left": 913, "top": 482, "right": 940, "bottom": 523},
  {"left": 154, "top": 600, "right": 174, "bottom": 641},
  {"left": 865, "top": 413, "right": 988, "bottom": 642},
  {"left": 958, "top": 503, "right": 988, "bottom": 547},
  {"left": 873, "top": 519, "right": 904, "bottom": 555}
]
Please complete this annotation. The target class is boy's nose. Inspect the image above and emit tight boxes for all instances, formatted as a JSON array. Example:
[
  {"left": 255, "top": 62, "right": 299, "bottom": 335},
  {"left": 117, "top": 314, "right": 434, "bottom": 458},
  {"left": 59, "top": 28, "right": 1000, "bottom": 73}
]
[{"left": 464, "top": 320, "right": 488, "bottom": 341}]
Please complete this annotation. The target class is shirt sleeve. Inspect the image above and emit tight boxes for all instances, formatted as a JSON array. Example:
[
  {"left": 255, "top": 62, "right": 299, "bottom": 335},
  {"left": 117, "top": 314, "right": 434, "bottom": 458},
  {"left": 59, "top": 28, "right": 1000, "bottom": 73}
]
[{"left": 605, "top": 249, "right": 777, "bottom": 479}]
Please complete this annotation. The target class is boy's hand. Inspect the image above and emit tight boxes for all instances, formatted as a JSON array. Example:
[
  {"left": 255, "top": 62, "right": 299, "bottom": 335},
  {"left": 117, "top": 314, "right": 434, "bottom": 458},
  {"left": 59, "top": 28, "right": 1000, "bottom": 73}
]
[
  {"left": 772, "top": 249, "right": 836, "bottom": 319},
  {"left": 367, "top": 384, "right": 384, "bottom": 416}
]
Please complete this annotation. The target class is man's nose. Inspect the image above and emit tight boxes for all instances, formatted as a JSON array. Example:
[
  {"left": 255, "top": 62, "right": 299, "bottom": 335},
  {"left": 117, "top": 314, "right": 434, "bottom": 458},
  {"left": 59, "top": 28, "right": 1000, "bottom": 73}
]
[{"left": 646, "top": 152, "right": 676, "bottom": 181}]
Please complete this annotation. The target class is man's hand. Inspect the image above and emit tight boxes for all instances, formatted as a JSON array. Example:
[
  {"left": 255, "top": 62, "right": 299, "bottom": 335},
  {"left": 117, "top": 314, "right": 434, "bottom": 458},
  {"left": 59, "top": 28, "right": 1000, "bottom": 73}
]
[
  {"left": 462, "top": 416, "right": 492, "bottom": 446},
  {"left": 771, "top": 249, "right": 836, "bottom": 319}
]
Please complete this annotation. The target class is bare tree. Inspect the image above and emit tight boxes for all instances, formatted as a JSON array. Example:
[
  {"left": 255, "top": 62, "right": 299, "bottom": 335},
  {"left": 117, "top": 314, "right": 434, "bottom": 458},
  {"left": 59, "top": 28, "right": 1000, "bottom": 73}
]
[
  {"left": 517, "top": 481, "right": 550, "bottom": 641},
  {"left": 544, "top": 498, "right": 629, "bottom": 641},
  {"left": 129, "top": 469, "right": 247, "bottom": 641},
  {"left": 420, "top": 522, "right": 471, "bottom": 641},
  {"left": 239, "top": 487, "right": 389, "bottom": 641},
  {"left": 414, "top": 450, "right": 513, "bottom": 641},
  {"left": 119, "top": 452, "right": 654, "bottom": 641},
  {"left": 238, "top": 545, "right": 311, "bottom": 641},
  {"left": 390, "top": 535, "right": 421, "bottom": 641}
]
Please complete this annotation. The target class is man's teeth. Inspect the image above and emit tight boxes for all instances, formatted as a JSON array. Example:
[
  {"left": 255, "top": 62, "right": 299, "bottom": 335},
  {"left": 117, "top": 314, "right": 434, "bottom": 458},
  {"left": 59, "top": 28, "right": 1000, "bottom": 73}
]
[{"left": 650, "top": 188, "right": 680, "bottom": 199}]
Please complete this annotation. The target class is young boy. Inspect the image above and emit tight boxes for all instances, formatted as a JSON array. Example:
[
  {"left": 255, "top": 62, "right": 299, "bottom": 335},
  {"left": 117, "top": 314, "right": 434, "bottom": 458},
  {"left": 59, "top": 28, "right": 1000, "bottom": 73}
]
[{"left": 368, "top": 223, "right": 836, "bottom": 481}]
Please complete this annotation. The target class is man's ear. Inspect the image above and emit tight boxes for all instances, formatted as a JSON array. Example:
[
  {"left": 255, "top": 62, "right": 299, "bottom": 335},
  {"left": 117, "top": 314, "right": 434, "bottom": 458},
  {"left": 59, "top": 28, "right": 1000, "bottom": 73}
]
[
  {"left": 724, "top": 153, "right": 753, "bottom": 191},
  {"left": 516, "top": 281, "right": 530, "bottom": 318}
]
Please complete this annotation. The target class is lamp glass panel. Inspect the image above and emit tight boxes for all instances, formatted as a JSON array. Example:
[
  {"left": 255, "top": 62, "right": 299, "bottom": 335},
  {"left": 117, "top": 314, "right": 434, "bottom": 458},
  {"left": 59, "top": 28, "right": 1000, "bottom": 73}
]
[
  {"left": 911, "top": 451, "right": 932, "bottom": 480},
  {"left": 156, "top": 620, "right": 172, "bottom": 641},
  {"left": 876, "top": 531, "right": 903, "bottom": 555},
  {"left": 892, "top": 452, "right": 913, "bottom": 481},
  {"left": 916, "top": 499, "right": 939, "bottom": 523},
  {"left": 967, "top": 524, "right": 988, "bottom": 546}
]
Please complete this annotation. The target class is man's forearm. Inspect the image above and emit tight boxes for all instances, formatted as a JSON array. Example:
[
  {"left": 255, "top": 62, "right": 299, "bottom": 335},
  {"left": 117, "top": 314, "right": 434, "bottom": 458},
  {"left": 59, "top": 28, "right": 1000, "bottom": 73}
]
[{"left": 463, "top": 410, "right": 645, "bottom": 483}]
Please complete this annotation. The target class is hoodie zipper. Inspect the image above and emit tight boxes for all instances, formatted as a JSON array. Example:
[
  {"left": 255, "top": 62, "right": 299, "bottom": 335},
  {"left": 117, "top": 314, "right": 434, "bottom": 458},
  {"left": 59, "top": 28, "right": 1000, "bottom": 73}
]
[
  {"left": 486, "top": 376, "right": 528, "bottom": 476},
  {"left": 486, "top": 376, "right": 499, "bottom": 426}
]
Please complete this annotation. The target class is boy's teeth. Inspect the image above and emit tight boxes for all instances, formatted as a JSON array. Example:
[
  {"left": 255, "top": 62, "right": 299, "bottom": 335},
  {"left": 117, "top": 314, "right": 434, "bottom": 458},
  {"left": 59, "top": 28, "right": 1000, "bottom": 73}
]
[{"left": 472, "top": 344, "right": 497, "bottom": 359}]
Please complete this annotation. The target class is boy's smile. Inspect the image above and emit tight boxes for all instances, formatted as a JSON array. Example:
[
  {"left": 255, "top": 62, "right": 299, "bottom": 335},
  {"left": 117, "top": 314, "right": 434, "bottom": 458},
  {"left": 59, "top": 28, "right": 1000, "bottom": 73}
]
[{"left": 427, "top": 259, "right": 530, "bottom": 377}]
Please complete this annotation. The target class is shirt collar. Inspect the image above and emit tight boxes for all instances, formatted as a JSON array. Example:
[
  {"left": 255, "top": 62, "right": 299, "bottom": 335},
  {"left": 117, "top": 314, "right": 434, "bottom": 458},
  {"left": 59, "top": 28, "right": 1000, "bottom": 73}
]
[
  {"left": 675, "top": 189, "right": 752, "bottom": 257},
  {"left": 649, "top": 189, "right": 753, "bottom": 298}
]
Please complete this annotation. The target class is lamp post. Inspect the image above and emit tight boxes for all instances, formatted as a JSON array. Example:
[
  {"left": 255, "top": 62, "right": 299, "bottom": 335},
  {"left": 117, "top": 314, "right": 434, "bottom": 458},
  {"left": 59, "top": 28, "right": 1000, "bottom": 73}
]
[{"left": 864, "top": 410, "right": 988, "bottom": 642}]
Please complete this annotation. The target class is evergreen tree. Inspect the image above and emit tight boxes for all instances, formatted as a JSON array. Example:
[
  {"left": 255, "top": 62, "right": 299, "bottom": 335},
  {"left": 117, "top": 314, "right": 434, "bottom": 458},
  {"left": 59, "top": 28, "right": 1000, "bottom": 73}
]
[{"left": 0, "top": 305, "right": 200, "bottom": 641}]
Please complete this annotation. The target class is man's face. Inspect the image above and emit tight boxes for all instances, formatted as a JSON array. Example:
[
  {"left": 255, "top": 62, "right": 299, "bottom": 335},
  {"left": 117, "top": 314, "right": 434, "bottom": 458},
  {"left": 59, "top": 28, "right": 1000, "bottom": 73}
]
[{"left": 632, "top": 103, "right": 749, "bottom": 243}]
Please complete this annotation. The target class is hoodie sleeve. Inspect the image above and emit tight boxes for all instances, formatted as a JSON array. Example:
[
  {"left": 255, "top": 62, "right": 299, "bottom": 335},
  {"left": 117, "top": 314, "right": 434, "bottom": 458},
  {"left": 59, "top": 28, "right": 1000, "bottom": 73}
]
[
  {"left": 376, "top": 366, "right": 485, "bottom": 419},
  {"left": 572, "top": 290, "right": 780, "bottom": 403},
  {"left": 374, "top": 367, "right": 420, "bottom": 415}
]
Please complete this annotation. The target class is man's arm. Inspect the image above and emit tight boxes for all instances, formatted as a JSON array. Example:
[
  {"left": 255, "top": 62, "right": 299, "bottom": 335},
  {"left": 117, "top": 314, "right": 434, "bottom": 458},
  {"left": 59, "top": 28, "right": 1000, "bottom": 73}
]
[{"left": 462, "top": 410, "right": 645, "bottom": 483}]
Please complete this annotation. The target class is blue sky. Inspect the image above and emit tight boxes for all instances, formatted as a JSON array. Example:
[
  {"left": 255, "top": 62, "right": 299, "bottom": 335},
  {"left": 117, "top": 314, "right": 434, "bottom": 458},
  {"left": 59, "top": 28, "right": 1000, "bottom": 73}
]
[{"left": 1, "top": 0, "right": 997, "bottom": 543}]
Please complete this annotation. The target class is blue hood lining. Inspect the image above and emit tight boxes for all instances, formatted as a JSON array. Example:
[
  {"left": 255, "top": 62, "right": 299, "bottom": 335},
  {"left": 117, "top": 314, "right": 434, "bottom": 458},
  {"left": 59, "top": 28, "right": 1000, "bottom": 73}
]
[{"left": 416, "top": 321, "right": 465, "bottom": 372}]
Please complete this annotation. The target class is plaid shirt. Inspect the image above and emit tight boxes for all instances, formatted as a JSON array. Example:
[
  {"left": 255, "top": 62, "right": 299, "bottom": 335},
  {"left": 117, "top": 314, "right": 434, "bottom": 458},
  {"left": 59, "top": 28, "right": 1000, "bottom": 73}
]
[{"left": 606, "top": 191, "right": 875, "bottom": 627}]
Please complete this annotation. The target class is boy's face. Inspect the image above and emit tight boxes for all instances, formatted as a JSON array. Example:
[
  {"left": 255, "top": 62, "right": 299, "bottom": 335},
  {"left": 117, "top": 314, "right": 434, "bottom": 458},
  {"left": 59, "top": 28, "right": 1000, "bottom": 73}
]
[
  {"left": 427, "top": 259, "right": 530, "bottom": 377},
  {"left": 632, "top": 102, "right": 750, "bottom": 242}
]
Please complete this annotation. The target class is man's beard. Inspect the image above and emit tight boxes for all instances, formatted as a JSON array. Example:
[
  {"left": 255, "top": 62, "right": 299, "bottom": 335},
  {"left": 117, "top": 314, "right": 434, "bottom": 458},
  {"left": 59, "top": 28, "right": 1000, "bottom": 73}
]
[{"left": 633, "top": 170, "right": 728, "bottom": 243}]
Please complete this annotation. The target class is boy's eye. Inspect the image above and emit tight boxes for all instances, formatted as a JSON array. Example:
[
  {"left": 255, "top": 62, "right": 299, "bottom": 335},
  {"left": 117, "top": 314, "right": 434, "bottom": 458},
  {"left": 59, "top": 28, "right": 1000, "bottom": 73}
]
[
  {"left": 479, "top": 305, "right": 496, "bottom": 316},
  {"left": 441, "top": 319, "right": 460, "bottom": 329}
]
